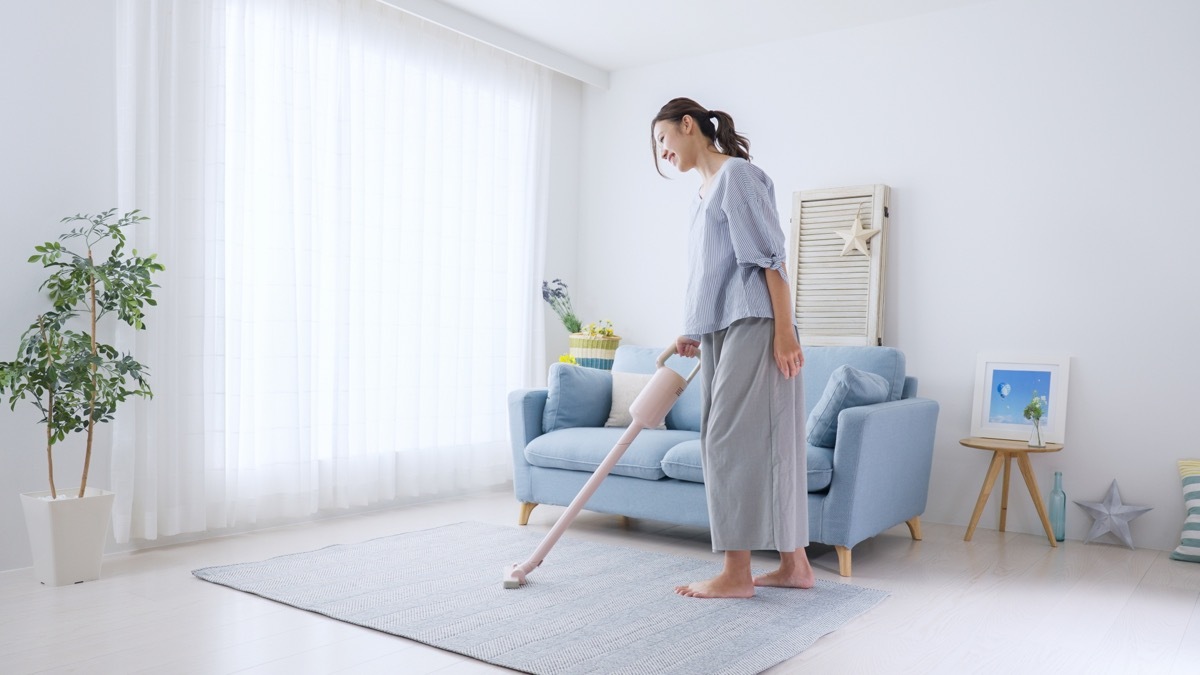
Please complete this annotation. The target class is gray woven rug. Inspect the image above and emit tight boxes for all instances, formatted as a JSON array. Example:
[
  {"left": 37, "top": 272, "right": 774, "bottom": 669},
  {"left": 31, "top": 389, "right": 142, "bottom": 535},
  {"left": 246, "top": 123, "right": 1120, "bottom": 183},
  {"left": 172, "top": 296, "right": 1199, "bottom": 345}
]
[{"left": 192, "top": 521, "right": 886, "bottom": 674}]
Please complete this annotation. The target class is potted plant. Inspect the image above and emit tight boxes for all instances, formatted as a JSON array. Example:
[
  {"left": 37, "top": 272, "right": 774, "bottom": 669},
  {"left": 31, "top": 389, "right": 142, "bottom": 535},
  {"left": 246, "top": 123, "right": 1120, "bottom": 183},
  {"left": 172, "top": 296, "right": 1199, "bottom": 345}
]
[
  {"left": 541, "top": 279, "right": 621, "bottom": 370},
  {"left": 0, "top": 209, "right": 163, "bottom": 585}
]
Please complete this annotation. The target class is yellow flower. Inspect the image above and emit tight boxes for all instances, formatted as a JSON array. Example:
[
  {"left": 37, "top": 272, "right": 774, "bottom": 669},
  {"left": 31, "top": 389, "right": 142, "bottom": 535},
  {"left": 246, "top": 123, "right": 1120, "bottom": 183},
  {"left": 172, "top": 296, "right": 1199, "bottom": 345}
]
[
  {"left": 583, "top": 319, "right": 616, "bottom": 338},
  {"left": 558, "top": 353, "right": 577, "bottom": 365}
]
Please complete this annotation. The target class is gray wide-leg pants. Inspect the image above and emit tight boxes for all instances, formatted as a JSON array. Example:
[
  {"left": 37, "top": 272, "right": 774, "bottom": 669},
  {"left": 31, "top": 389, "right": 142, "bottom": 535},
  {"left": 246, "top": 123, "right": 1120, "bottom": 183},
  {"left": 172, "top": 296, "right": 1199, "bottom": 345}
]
[{"left": 700, "top": 317, "right": 808, "bottom": 552}]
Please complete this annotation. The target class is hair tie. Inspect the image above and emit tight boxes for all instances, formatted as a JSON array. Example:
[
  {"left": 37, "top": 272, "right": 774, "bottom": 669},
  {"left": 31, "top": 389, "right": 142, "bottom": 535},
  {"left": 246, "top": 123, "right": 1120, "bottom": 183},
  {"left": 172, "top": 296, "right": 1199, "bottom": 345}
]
[{"left": 707, "top": 110, "right": 716, "bottom": 118}]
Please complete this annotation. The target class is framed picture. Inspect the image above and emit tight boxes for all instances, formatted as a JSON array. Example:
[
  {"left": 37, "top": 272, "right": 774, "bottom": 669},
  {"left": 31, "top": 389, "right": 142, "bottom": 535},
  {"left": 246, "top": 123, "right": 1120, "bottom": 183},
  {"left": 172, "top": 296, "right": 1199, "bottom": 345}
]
[{"left": 970, "top": 353, "right": 1071, "bottom": 443}]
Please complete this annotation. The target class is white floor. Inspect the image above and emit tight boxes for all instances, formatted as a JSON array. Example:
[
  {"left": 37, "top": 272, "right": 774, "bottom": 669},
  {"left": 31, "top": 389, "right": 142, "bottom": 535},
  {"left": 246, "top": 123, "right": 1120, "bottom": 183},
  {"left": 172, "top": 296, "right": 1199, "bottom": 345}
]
[{"left": 2, "top": 486, "right": 1199, "bottom": 675}]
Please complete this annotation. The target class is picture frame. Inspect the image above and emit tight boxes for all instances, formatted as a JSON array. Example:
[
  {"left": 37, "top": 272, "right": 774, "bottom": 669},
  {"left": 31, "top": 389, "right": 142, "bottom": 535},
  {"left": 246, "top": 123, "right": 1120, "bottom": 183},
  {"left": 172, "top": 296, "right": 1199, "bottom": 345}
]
[{"left": 970, "top": 353, "right": 1071, "bottom": 443}]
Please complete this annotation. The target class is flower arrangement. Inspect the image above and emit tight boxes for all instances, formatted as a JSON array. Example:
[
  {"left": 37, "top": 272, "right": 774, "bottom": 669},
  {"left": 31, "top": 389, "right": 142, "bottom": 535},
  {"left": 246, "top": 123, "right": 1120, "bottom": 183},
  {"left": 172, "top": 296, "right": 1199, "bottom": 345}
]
[
  {"left": 541, "top": 279, "right": 621, "bottom": 369},
  {"left": 582, "top": 320, "right": 615, "bottom": 338},
  {"left": 1023, "top": 391, "right": 1047, "bottom": 422},
  {"left": 1023, "top": 390, "right": 1048, "bottom": 447},
  {"left": 541, "top": 279, "right": 581, "bottom": 334}
]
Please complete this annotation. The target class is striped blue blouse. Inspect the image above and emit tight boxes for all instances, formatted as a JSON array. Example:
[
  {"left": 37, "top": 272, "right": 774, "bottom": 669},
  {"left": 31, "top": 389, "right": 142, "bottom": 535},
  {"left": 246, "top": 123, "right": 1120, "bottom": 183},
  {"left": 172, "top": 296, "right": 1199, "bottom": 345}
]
[{"left": 683, "top": 157, "right": 793, "bottom": 339}]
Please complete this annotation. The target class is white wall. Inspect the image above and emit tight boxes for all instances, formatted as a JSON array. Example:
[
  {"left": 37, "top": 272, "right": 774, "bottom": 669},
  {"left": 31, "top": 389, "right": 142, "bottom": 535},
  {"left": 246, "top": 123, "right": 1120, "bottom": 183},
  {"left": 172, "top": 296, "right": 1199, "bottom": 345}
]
[
  {"left": 0, "top": 0, "right": 119, "bottom": 572},
  {"left": 542, "top": 74, "right": 583, "bottom": 371},
  {"left": 573, "top": 0, "right": 1200, "bottom": 550}
]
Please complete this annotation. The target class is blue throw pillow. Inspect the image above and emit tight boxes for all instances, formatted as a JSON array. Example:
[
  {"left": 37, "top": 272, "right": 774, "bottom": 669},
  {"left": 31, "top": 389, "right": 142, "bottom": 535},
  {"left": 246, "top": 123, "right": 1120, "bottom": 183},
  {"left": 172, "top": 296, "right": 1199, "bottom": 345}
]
[
  {"left": 801, "top": 346, "right": 905, "bottom": 418},
  {"left": 806, "top": 365, "right": 890, "bottom": 448},
  {"left": 542, "top": 363, "right": 612, "bottom": 432}
]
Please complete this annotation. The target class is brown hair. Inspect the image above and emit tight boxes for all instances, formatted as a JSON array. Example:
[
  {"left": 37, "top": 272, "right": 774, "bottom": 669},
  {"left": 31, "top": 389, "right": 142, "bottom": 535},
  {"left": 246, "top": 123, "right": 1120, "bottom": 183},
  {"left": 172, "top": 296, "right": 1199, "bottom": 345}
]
[{"left": 650, "top": 97, "right": 751, "bottom": 177}]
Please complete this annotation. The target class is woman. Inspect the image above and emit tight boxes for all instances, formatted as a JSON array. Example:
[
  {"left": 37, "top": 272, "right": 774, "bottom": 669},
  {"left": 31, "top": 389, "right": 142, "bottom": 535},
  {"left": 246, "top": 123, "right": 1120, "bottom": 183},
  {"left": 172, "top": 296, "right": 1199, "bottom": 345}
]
[{"left": 651, "top": 97, "right": 815, "bottom": 598}]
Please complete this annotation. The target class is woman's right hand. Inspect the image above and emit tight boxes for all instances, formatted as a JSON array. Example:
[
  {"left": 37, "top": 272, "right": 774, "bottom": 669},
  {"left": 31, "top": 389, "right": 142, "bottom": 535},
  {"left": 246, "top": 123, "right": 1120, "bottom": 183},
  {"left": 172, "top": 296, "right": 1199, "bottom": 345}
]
[{"left": 675, "top": 335, "right": 700, "bottom": 359}]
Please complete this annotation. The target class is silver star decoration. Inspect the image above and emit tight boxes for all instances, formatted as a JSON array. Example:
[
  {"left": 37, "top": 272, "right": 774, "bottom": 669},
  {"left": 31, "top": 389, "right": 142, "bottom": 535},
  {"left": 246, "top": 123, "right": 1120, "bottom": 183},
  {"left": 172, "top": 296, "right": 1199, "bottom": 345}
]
[
  {"left": 835, "top": 206, "right": 880, "bottom": 257},
  {"left": 1074, "top": 479, "right": 1152, "bottom": 549}
]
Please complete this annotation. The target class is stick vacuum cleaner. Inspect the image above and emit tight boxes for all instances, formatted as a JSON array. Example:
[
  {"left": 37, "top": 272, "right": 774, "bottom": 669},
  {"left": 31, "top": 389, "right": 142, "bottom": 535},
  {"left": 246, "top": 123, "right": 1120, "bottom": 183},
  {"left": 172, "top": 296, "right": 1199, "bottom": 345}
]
[{"left": 504, "top": 345, "right": 701, "bottom": 589}]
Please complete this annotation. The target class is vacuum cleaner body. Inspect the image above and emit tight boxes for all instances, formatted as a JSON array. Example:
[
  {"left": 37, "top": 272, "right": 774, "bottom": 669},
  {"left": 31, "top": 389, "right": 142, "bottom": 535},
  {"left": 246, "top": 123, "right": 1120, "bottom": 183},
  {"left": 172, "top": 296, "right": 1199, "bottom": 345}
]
[
  {"left": 504, "top": 346, "right": 700, "bottom": 588},
  {"left": 628, "top": 365, "right": 689, "bottom": 429}
]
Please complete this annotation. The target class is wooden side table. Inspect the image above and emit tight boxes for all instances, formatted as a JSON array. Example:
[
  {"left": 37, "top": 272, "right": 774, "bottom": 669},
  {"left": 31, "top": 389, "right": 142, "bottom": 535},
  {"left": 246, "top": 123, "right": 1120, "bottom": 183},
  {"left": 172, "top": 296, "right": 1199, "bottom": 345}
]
[{"left": 960, "top": 436, "right": 1063, "bottom": 547}]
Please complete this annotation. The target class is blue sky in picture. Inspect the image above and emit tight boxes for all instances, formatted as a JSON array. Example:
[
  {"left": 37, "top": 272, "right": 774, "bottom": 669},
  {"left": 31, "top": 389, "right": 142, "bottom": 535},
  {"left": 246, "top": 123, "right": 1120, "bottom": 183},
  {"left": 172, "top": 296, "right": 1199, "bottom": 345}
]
[{"left": 989, "top": 369, "right": 1051, "bottom": 425}]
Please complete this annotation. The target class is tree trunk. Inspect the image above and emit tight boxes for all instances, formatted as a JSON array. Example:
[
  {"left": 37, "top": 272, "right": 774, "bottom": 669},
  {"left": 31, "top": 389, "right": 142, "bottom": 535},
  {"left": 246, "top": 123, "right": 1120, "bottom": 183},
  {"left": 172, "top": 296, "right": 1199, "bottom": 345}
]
[
  {"left": 79, "top": 252, "right": 98, "bottom": 499},
  {"left": 46, "top": 390, "right": 57, "bottom": 499},
  {"left": 40, "top": 317, "right": 57, "bottom": 499}
]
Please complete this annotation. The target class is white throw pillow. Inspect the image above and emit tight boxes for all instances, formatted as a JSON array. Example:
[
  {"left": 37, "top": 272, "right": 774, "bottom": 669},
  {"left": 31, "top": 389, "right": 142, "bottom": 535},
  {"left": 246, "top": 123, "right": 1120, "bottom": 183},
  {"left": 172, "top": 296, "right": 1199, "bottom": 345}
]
[{"left": 604, "top": 371, "right": 666, "bottom": 429}]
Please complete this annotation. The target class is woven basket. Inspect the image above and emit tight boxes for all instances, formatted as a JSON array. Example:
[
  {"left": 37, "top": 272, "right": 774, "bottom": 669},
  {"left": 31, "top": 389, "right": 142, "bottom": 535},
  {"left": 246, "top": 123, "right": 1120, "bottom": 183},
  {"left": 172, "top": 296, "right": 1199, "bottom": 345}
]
[{"left": 568, "top": 334, "right": 621, "bottom": 370}]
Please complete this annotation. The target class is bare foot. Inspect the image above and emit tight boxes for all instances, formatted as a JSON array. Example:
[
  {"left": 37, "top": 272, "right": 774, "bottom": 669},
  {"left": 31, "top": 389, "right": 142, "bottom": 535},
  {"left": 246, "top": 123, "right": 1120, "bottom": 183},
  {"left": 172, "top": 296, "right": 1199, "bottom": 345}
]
[
  {"left": 753, "top": 567, "right": 815, "bottom": 589},
  {"left": 674, "top": 574, "right": 755, "bottom": 598}
]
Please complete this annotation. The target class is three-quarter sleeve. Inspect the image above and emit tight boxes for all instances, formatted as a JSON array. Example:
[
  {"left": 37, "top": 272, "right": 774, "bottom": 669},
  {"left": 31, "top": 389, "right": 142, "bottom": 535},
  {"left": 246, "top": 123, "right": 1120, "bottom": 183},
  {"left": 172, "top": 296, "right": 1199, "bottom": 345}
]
[
  {"left": 726, "top": 198, "right": 786, "bottom": 271},
  {"left": 721, "top": 167, "right": 787, "bottom": 271}
]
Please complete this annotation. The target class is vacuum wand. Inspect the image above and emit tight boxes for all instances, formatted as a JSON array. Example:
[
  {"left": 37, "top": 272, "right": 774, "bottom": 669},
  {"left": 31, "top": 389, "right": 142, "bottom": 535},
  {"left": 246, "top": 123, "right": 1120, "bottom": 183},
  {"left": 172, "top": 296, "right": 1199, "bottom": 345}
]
[{"left": 504, "top": 345, "right": 700, "bottom": 589}]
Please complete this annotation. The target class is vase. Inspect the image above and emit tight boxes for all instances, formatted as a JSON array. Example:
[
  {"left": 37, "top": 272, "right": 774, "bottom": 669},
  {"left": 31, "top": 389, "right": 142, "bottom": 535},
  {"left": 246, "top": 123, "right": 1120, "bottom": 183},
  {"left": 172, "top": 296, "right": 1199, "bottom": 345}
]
[
  {"left": 20, "top": 488, "right": 116, "bottom": 586},
  {"left": 1028, "top": 419, "right": 1045, "bottom": 448},
  {"left": 568, "top": 334, "right": 620, "bottom": 369},
  {"left": 1048, "top": 471, "right": 1066, "bottom": 542}
]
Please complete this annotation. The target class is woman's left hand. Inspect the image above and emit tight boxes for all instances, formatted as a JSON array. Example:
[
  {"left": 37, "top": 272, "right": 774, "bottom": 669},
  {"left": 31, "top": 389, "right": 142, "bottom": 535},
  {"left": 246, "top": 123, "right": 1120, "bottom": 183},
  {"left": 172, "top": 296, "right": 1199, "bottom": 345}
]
[{"left": 774, "top": 332, "right": 804, "bottom": 380}]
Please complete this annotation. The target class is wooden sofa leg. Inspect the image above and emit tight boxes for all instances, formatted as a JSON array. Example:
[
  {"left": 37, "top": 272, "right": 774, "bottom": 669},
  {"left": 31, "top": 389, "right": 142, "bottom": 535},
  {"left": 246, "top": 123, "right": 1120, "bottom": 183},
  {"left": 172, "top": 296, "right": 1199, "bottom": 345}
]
[
  {"left": 906, "top": 516, "right": 923, "bottom": 541},
  {"left": 835, "top": 546, "right": 852, "bottom": 577},
  {"left": 518, "top": 502, "right": 537, "bottom": 525}
]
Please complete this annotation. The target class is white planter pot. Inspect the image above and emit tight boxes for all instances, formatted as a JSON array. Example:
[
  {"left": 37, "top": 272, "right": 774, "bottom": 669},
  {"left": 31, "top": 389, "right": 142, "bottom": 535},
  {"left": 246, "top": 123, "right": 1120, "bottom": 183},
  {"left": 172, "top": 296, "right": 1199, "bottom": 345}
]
[{"left": 20, "top": 488, "right": 116, "bottom": 586}]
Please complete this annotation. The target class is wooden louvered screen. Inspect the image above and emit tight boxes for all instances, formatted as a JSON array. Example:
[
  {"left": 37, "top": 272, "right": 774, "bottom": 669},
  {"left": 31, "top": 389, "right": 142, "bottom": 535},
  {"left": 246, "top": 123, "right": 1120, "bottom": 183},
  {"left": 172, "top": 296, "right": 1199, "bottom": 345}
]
[{"left": 787, "top": 184, "right": 890, "bottom": 346}]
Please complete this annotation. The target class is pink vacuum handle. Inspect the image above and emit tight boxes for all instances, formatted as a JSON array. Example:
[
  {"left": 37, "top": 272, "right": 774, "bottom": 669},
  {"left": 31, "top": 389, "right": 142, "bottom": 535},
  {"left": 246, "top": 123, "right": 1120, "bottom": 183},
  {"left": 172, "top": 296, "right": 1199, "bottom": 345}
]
[
  {"left": 656, "top": 345, "right": 701, "bottom": 383},
  {"left": 506, "top": 342, "right": 703, "bottom": 588}
]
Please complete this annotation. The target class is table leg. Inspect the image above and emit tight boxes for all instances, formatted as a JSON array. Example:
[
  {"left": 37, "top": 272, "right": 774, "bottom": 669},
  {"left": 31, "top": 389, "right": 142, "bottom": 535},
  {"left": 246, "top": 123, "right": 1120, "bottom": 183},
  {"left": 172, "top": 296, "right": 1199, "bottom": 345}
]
[
  {"left": 999, "top": 454, "right": 1012, "bottom": 532},
  {"left": 1017, "top": 453, "right": 1058, "bottom": 548},
  {"left": 965, "top": 451, "right": 1004, "bottom": 542}
]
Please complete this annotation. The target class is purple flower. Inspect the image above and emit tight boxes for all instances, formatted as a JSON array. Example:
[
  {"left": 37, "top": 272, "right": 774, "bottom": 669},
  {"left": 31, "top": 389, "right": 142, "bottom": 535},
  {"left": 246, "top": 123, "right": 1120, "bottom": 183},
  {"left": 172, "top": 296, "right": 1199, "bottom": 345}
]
[{"left": 541, "top": 279, "right": 581, "bottom": 333}]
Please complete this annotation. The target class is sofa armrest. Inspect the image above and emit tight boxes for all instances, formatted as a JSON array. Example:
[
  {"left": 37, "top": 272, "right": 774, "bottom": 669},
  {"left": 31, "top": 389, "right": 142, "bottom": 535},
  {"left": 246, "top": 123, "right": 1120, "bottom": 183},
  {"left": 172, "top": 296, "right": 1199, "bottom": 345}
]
[
  {"left": 508, "top": 388, "right": 548, "bottom": 501},
  {"left": 821, "top": 397, "right": 940, "bottom": 548}
]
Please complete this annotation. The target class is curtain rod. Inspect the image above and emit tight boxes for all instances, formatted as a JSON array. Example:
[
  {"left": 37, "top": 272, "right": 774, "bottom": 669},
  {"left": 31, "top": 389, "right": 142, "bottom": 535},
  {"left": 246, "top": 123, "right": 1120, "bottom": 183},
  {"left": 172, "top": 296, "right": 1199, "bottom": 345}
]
[{"left": 376, "top": 0, "right": 610, "bottom": 89}]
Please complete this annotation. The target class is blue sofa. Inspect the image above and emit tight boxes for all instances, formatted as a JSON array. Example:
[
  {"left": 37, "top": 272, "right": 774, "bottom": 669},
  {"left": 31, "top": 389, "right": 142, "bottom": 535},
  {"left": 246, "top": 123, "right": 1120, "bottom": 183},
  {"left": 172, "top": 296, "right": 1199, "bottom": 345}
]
[{"left": 507, "top": 345, "right": 939, "bottom": 576}]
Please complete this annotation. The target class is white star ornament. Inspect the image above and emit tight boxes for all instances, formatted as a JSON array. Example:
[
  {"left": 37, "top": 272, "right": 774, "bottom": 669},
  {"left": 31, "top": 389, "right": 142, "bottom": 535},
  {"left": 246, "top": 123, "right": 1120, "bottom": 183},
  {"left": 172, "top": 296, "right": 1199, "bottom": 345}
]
[{"left": 836, "top": 210, "right": 880, "bottom": 257}]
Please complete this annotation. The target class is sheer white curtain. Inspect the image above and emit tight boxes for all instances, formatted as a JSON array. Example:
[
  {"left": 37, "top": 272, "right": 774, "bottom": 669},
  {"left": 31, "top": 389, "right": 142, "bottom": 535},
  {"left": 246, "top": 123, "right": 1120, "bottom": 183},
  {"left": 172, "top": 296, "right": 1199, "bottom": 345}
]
[{"left": 114, "top": 0, "right": 548, "bottom": 541}]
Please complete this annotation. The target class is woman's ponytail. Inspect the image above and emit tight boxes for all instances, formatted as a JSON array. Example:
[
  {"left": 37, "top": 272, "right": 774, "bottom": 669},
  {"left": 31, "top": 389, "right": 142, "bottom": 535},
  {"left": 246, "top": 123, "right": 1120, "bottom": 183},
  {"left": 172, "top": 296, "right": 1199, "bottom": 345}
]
[{"left": 708, "top": 109, "right": 750, "bottom": 161}]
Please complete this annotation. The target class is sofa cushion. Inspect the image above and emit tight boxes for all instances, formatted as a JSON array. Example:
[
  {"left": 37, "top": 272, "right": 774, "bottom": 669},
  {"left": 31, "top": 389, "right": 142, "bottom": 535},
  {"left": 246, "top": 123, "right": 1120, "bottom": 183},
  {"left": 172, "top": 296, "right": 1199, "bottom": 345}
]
[
  {"left": 604, "top": 371, "right": 666, "bottom": 430},
  {"left": 807, "top": 445, "right": 834, "bottom": 491},
  {"left": 525, "top": 428, "right": 699, "bottom": 480},
  {"left": 660, "top": 440, "right": 705, "bottom": 483},
  {"left": 659, "top": 439, "right": 835, "bottom": 492},
  {"left": 802, "top": 346, "right": 906, "bottom": 418},
  {"left": 542, "top": 363, "right": 612, "bottom": 432},
  {"left": 806, "top": 365, "right": 891, "bottom": 448},
  {"left": 612, "top": 345, "right": 702, "bottom": 432}
]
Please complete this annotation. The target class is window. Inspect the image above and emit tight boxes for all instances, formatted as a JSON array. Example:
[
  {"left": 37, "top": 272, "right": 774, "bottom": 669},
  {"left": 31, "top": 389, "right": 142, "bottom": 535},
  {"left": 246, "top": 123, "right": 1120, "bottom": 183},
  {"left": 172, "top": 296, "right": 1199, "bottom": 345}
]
[{"left": 114, "top": 0, "right": 548, "bottom": 539}]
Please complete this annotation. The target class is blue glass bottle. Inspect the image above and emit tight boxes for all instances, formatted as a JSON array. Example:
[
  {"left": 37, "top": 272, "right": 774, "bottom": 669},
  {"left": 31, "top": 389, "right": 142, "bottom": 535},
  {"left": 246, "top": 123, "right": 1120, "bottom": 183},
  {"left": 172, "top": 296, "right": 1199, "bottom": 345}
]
[{"left": 1049, "top": 471, "right": 1066, "bottom": 542}]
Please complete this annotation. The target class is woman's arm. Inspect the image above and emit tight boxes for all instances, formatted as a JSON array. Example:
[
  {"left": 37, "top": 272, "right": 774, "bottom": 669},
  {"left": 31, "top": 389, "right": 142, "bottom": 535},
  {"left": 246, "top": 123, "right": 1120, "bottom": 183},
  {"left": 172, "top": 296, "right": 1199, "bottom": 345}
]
[{"left": 765, "top": 266, "right": 803, "bottom": 379}]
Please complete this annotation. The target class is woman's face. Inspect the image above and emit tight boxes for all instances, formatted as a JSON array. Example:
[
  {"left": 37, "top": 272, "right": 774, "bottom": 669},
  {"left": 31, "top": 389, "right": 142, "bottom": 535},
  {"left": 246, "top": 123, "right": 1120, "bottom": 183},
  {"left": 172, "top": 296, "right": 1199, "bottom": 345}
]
[{"left": 653, "top": 117, "right": 698, "bottom": 173}]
